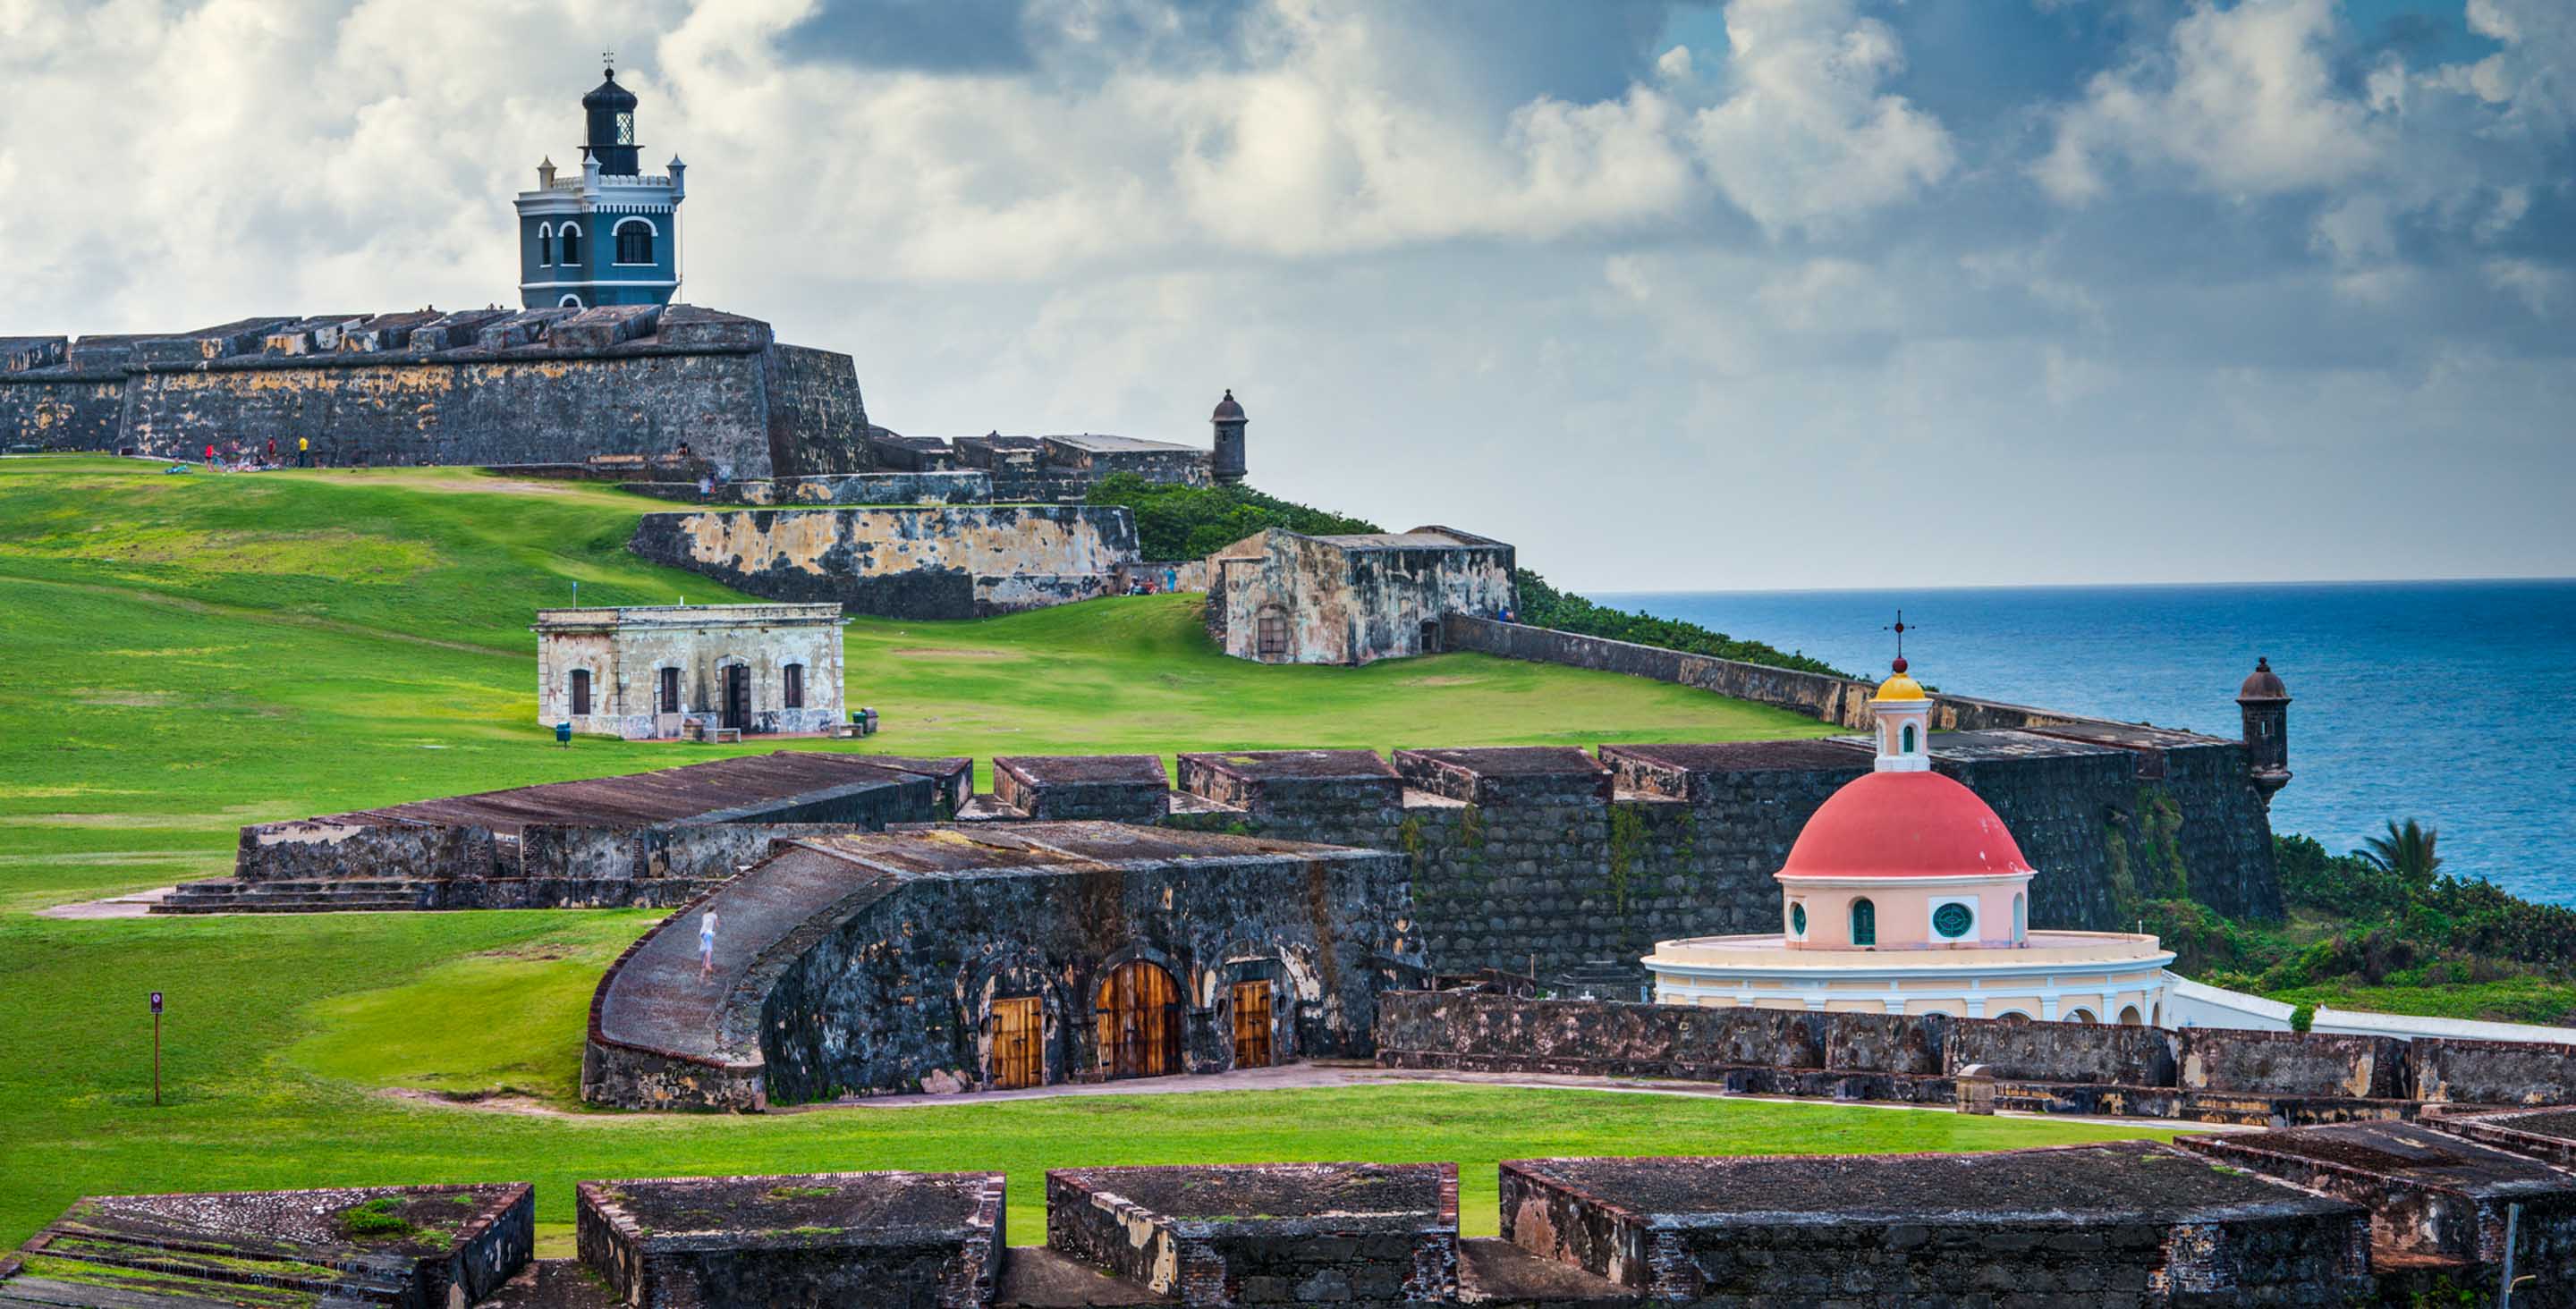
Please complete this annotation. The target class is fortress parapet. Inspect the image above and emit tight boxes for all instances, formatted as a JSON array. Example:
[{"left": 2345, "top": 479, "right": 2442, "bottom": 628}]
[{"left": 0, "top": 304, "right": 865, "bottom": 477}]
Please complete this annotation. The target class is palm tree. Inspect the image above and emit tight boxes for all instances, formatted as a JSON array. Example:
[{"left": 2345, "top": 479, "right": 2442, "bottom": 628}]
[{"left": 2360, "top": 818, "right": 2442, "bottom": 886}]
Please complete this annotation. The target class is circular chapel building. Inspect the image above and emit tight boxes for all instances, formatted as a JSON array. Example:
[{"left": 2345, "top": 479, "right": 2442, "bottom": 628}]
[{"left": 1643, "top": 659, "right": 2174, "bottom": 1024}]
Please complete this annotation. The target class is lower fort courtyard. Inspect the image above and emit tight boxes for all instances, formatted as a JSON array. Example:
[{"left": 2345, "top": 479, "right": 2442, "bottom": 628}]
[{"left": 8, "top": 459, "right": 2576, "bottom": 1305}]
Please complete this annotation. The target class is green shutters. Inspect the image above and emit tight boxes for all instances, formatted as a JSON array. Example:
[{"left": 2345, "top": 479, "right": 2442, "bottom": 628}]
[
  {"left": 1850, "top": 899, "right": 1876, "bottom": 947},
  {"left": 1934, "top": 901, "right": 1974, "bottom": 939}
]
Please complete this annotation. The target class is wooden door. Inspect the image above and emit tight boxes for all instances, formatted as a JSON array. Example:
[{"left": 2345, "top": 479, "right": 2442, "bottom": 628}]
[
  {"left": 721, "top": 664, "right": 750, "bottom": 731},
  {"left": 1094, "top": 961, "right": 1180, "bottom": 1080},
  {"left": 989, "top": 996, "right": 1043, "bottom": 1090},
  {"left": 1231, "top": 980, "right": 1274, "bottom": 1068}
]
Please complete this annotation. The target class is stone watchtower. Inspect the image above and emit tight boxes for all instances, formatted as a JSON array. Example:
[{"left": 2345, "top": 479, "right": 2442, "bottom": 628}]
[
  {"left": 516, "top": 63, "right": 686, "bottom": 310},
  {"left": 2237, "top": 657, "right": 2292, "bottom": 806},
  {"left": 1210, "top": 389, "right": 1248, "bottom": 485}
]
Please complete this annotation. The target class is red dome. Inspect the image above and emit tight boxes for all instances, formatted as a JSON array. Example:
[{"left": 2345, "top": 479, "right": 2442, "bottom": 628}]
[{"left": 1779, "top": 771, "right": 2033, "bottom": 879}]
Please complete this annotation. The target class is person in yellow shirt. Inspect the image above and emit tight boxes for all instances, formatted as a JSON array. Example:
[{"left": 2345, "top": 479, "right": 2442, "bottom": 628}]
[{"left": 296, "top": 436, "right": 309, "bottom": 468}]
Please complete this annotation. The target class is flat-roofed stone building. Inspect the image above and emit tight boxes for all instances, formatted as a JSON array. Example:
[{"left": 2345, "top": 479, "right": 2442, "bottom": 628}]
[
  {"left": 533, "top": 604, "right": 846, "bottom": 739},
  {"left": 1207, "top": 526, "right": 1515, "bottom": 666}
]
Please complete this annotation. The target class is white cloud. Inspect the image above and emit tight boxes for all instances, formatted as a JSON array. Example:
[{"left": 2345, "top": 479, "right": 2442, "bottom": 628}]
[
  {"left": 1687, "top": 0, "right": 1954, "bottom": 233},
  {"left": 0, "top": 0, "right": 2569, "bottom": 591},
  {"left": 2037, "top": 0, "right": 2379, "bottom": 205}
]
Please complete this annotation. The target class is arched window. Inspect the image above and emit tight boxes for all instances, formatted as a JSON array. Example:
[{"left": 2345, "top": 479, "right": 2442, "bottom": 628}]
[
  {"left": 2012, "top": 891, "right": 2026, "bottom": 943},
  {"left": 614, "top": 218, "right": 656, "bottom": 266},
  {"left": 1901, "top": 723, "right": 1917, "bottom": 754},
  {"left": 559, "top": 222, "right": 582, "bottom": 266},
  {"left": 569, "top": 668, "right": 591, "bottom": 717},
  {"left": 2065, "top": 1008, "right": 2098, "bottom": 1025},
  {"left": 537, "top": 223, "right": 553, "bottom": 266},
  {"left": 2118, "top": 1005, "right": 2144, "bottom": 1026},
  {"left": 1849, "top": 899, "right": 1876, "bottom": 947},
  {"left": 560, "top": 293, "right": 584, "bottom": 308}
]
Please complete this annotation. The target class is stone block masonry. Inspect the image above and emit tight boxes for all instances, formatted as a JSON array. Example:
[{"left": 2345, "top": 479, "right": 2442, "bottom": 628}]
[
  {"left": 0, "top": 1183, "right": 536, "bottom": 1309},
  {"left": 581, "top": 823, "right": 1419, "bottom": 1110},
  {"left": 1377, "top": 989, "right": 2576, "bottom": 1125},
  {"left": 627, "top": 504, "right": 1142, "bottom": 620},
  {"left": 2179, "top": 1120, "right": 2576, "bottom": 1281},
  {"left": 178, "top": 752, "right": 961, "bottom": 912},
  {"left": 1044, "top": 1163, "right": 1459, "bottom": 1305},
  {"left": 576, "top": 1171, "right": 1005, "bottom": 1309},
  {"left": 0, "top": 306, "right": 868, "bottom": 477},
  {"left": 1499, "top": 1145, "right": 2373, "bottom": 1304},
  {"left": 12, "top": 1137, "right": 2576, "bottom": 1305}
]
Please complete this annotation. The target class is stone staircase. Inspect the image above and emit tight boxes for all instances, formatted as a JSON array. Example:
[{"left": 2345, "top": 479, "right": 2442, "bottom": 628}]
[
  {"left": 148, "top": 877, "right": 436, "bottom": 914},
  {"left": 0, "top": 1185, "right": 532, "bottom": 1309}
]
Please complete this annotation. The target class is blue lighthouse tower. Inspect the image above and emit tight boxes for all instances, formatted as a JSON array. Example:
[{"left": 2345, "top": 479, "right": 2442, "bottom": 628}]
[{"left": 516, "top": 63, "right": 685, "bottom": 309}]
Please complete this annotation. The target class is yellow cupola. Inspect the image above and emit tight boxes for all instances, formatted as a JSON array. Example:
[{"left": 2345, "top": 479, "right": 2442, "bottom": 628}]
[{"left": 1875, "top": 666, "right": 1927, "bottom": 701}]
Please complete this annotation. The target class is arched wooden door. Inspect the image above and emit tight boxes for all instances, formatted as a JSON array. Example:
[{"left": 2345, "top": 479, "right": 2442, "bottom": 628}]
[{"left": 1095, "top": 961, "right": 1182, "bottom": 1079}]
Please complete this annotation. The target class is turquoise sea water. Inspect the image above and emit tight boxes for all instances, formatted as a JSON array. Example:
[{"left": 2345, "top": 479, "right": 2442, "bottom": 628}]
[{"left": 1594, "top": 580, "right": 2576, "bottom": 907}]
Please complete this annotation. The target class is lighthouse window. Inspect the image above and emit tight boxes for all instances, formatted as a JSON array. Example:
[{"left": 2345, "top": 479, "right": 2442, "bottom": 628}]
[
  {"left": 537, "top": 224, "right": 553, "bottom": 266},
  {"left": 1933, "top": 902, "right": 1974, "bottom": 939},
  {"left": 614, "top": 219, "right": 655, "bottom": 266},
  {"left": 560, "top": 223, "right": 582, "bottom": 265},
  {"left": 1850, "top": 899, "right": 1876, "bottom": 947}
]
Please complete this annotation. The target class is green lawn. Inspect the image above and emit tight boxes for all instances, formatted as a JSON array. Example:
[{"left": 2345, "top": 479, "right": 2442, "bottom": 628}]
[{"left": 0, "top": 456, "right": 2148, "bottom": 1251}]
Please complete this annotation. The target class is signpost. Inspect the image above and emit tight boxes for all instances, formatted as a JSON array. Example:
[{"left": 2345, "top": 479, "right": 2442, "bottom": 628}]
[{"left": 148, "top": 991, "right": 163, "bottom": 1106}]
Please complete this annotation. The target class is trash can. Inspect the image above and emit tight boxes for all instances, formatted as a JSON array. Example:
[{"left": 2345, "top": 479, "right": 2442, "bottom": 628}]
[
  {"left": 860, "top": 707, "right": 879, "bottom": 738},
  {"left": 555, "top": 722, "right": 572, "bottom": 747}
]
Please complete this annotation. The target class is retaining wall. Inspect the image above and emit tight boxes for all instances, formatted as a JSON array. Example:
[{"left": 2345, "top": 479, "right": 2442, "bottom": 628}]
[
  {"left": 628, "top": 504, "right": 1140, "bottom": 620},
  {"left": 1377, "top": 990, "right": 2576, "bottom": 1124}
]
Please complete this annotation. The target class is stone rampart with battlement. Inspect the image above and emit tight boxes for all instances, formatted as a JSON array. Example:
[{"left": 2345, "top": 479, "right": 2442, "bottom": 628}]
[{"left": 0, "top": 307, "right": 868, "bottom": 477}]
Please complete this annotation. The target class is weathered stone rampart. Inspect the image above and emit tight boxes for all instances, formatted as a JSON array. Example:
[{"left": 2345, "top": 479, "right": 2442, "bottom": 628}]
[
  {"left": 1375, "top": 990, "right": 2576, "bottom": 1122},
  {"left": 0, "top": 307, "right": 868, "bottom": 477},
  {"left": 626, "top": 504, "right": 1143, "bottom": 619},
  {"left": 579, "top": 823, "right": 1419, "bottom": 1110}
]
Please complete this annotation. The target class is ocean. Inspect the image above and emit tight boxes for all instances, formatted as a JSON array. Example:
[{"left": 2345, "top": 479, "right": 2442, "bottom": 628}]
[{"left": 1592, "top": 579, "right": 2576, "bottom": 907}]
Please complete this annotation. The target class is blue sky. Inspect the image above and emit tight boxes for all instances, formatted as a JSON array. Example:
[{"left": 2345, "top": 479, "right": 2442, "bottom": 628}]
[{"left": 1, "top": 0, "right": 2569, "bottom": 589}]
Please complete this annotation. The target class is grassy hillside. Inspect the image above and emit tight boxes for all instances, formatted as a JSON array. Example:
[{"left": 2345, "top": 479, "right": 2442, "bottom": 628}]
[
  {"left": 0, "top": 457, "right": 2179, "bottom": 1253},
  {"left": 0, "top": 456, "right": 1831, "bottom": 911}
]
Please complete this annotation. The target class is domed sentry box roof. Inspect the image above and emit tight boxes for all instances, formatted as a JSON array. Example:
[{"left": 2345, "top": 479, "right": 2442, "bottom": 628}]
[
  {"left": 2237, "top": 656, "right": 2290, "bottom": 704},
  {"left": 1211, "top": 388, "right": 1246, "bottom": 421},
  {"left": 1778, "top": 771, "right": 2034, "bottom": 880}
]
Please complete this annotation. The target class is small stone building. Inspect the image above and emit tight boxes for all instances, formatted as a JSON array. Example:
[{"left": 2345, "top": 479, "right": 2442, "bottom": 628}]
[
  {"left": 533, "top": 604, "right": 847, "bottom": 739},
  {"left": 1207, "top": 526, "right": 1514, "bottom": 666}
]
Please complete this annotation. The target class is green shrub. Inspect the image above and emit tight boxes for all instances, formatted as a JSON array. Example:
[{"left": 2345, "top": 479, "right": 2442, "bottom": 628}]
[
  {"left": 1085, "top": 475, "right": 1380, "bottom": 562},
  {"left": 1509, "top": 570, "right": 1844, "bottom": 677}
]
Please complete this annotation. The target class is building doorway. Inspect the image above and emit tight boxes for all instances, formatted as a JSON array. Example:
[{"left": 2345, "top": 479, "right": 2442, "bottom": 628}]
[
  {"left": 989, "top": 996, "right": 1044, "bottom": 1089},
  {"left": 1095, "top": 960, "right": 1181, "bottom": 1080},
  {"left": 720, "top": 664, "right": 750, "bottom": 731},
  {"left": 1231, "top": 980, "right": 1274, "bottom": 1068}
]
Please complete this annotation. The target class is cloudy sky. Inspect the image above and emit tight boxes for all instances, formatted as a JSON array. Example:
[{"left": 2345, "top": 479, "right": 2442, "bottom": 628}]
[{"left": 3, "top": 0, "right": 2570, "bottom": 591}]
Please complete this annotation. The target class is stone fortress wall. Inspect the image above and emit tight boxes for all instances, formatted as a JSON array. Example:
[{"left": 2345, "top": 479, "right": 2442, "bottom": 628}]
[
  {"left": 626, "top": 503, "right": 1145, "bottom": 620},
  {"left": 0, "top": 306, "right": 870, "bottom": 477}
]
